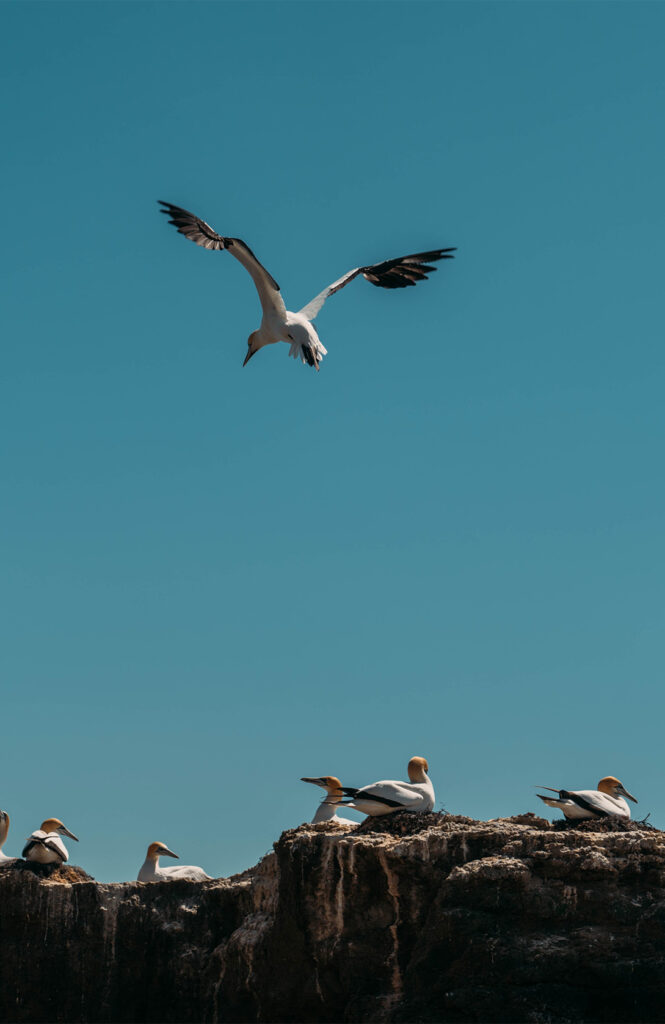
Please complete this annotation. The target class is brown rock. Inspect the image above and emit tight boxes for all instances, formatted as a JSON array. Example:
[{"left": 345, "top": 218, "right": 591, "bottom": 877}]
[{"left": 1, "top": 813, "right": 664, "bottom": 1022}]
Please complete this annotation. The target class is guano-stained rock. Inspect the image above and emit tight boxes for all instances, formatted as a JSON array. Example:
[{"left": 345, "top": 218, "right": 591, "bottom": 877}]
[{"left": 1, "top": 814, "right": 665, "bottom": 1023}]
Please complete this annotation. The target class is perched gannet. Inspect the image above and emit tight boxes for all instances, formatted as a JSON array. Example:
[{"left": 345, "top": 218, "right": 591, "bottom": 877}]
[
  {"left": 301, "top": 776, "right": 359, "bottom": 826},
  {"left": 137, "top": 842, "right": 212, "bottom": 882},
  {"left": 536, "top": 777, "right": 638, "bottom": 819},
  {"left": 159, "top": 200, "right": 455, "bottom": 371},
  {"left": 22, "top": 818, "right": 79, "bottom": 864},
  {"left": 340, "top": 756, "right": 435, "bottom": 816},
  {"left": 0, "top": 810, "right": 13, "bottom": 861}
]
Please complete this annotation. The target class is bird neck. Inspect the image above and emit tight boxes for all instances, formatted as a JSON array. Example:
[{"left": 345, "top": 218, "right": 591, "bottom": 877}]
[
  {"left": 313, "top": 802, "right": 339, "bottom": 823},
  {"left": 140, "top": 855, "right": 160, "bottom": 877}
]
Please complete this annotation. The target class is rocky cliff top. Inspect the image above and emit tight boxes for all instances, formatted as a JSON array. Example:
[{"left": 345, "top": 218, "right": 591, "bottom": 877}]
[{"left": 2, "top": 812, "right": 664, "bottom": 1023}]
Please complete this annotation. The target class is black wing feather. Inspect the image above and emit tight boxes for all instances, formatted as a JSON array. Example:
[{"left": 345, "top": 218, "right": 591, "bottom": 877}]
[
  {"left": 341, "top": 789, "right": 406, "bottom": 809},
  {"left": 22, "top": 836, "right": 67, "bottom": 861},
  {"left": 560, "top": 790, "right": 610, "bottom": 818},
  {"left": 158, "top": 200, "right": 227, "bottom": 251},
  {"left": 360, "top": 248, "right": 456, "bottom": 290}
]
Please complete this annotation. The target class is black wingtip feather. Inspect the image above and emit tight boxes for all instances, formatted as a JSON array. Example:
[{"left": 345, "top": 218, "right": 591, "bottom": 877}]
[{"left": 360, "top": 246, "right": 456, "bottom": 289}]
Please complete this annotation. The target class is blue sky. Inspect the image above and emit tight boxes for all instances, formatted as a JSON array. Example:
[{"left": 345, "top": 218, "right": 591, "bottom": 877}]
[{"left": 2, "top": 1, "right": 664, "bottom": 882}]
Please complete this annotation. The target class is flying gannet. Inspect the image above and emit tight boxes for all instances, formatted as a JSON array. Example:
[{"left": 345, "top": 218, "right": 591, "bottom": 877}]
[
  {"left": 300, "top": 776, "right": 359, "bottom": 826},
  {"left": 0, "top": 810, "right": 13, "bottom": 861},
  {"left": 158, "top": 200, "right": 455, "bottom": 371},
  {"left": 137, "top": 842, "right": 212, "bottom": 882},
  {"left": 339, "top": 756, "right": 435, "bottom": 816},
  {"left": 22, "top": 818, "right": 79, "bottom": 864},
  {"left": 536, "top": 776, "right": 638, "bottom": 819}
]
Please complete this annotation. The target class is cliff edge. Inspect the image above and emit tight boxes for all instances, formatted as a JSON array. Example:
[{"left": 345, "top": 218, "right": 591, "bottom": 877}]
[{"left": 1, "top": 813, "right": 664, "bottom": 1023}]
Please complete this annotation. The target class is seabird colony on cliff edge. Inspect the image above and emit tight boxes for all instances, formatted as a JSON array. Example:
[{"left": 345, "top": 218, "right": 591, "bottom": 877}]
[
  {"left": 0, "top": 766, "right": 642, "bottom": 877},
  {"left": 158, "top": 200, "right": 456, "bottom": 371}
]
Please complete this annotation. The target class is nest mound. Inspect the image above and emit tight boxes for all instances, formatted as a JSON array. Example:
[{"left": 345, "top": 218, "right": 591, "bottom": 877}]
[
  {"left": 10, "top": 860, "right": 94, "bottom": 882},
  {"left": 344, "top": 810, "right": 661, "bottom": 838},
  {"left": 551, "top": 816, "right": 660, "bottom": 833},
  {"left": 355, "top": 810, "right": 468, "bottom": 836}
]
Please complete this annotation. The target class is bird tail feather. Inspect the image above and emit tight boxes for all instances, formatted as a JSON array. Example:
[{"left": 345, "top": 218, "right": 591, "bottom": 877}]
[
  {"left": 536, "top": 794, "right": 563, "bottom": 808},
  {"left": 289, "top": 338, "right": 328, "bottom": 370}
]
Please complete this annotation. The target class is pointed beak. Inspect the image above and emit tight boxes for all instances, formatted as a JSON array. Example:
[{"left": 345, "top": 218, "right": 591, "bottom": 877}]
[
  {"left": 301, "top": 777, "right": 327, "bottom": 789},
  {"left": 162, "top": 847, "right": 179, "bottom": 859},
  {"left": 60, "top": 826, "right": 79, "bottom": 841},
  {"left": 243, "top": 348, "right": 255, "bottom": 367},
  {"left": 619, "top": 786, "right": 638, "bottom": 803}
]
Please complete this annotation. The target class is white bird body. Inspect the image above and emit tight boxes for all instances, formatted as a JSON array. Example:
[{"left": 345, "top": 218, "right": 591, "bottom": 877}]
[
  {"left": 159, "top": 201, "right": 454, "bottom": 371},
  {"left": 536, "top": 776, "right": 637, "bottom": 820},
  {"left": 341, "top": 756, "right": 435, "bottom": 817},
  {"left": 0, "top": 810, "right": 13, "bottom": 861},
  {"left": 138, "top": 842, "right": 212, "bottom": 882},
  {"left": 250, "top": 311, "right": 328, "bottom": 369},
  {"left": 24, "top": 831, "right": 69, "bottom": 864},
  {"left": 301, "top": 776, "right": 359, "bottom": 826},
  {"left": 311, "top": 802, "right": 357, "bottom": 827},
  {"left": 22, "top": 818, "right": 78, "bottom": 864}
]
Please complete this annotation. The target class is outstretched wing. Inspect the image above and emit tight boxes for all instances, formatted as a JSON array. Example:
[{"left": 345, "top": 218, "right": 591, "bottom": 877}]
[
  {"left": 158, "top": 201, "right": 226, "bottom": 250},
  {"left": 298, "top": 247, "right": 456, "bottom": 321},
  {"left": 158, "top": 201, "right": 286, "bottom": 318}
]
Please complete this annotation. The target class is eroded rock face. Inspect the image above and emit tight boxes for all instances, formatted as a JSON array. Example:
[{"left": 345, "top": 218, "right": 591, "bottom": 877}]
[{"left": 1, "top": 814, "right": 664, "bottom": 1023}]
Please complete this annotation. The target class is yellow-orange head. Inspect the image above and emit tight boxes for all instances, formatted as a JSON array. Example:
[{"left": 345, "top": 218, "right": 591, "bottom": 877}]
[
  {"left": 40, "top": 818, "right": 78, "bottom": 841},
  {"left": 41, "top": 818, "right": 64, "bottom": 833},
  {"left": 597, "top": 776, "right": 637, "bottom": 802},
  {"left": 243, "top": 330, "right": 263, "bottom": 367},
  {"left": 407, "top": 757, "right": 429, "bottom": 782},
  {"left": 147, "top": 841, "right": 179, "bottom": 860},
  {"left": 301, "top": 776, "right": 344, "bottom": 795}
]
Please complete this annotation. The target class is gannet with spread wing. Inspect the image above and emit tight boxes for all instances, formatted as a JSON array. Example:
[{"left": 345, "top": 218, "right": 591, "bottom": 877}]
[{"left": 159, "top": 201, "right": 455, "bottom": 371}]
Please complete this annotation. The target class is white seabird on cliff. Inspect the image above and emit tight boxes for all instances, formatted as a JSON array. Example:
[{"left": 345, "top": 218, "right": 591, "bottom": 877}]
[
  {"left": 22, "top": 818, "right": 79, "bottom": 864},
  {"left": 339, "top": 756, "right": 435, "bottom": 816},
  {"left": 137, "top": 842, "right": 212, "bottom": 882},
  {"left": 536, "top": 776, "right": 638, "bottom": 819},
  {"left": 0, "top": 810, "right": 13, "bottom": 861},
  {"left": 158, "top": 200, "right": 455, "bottom": 371},
  {"left": 300, "top": 776, "right": 360, "bottom": 826}
]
